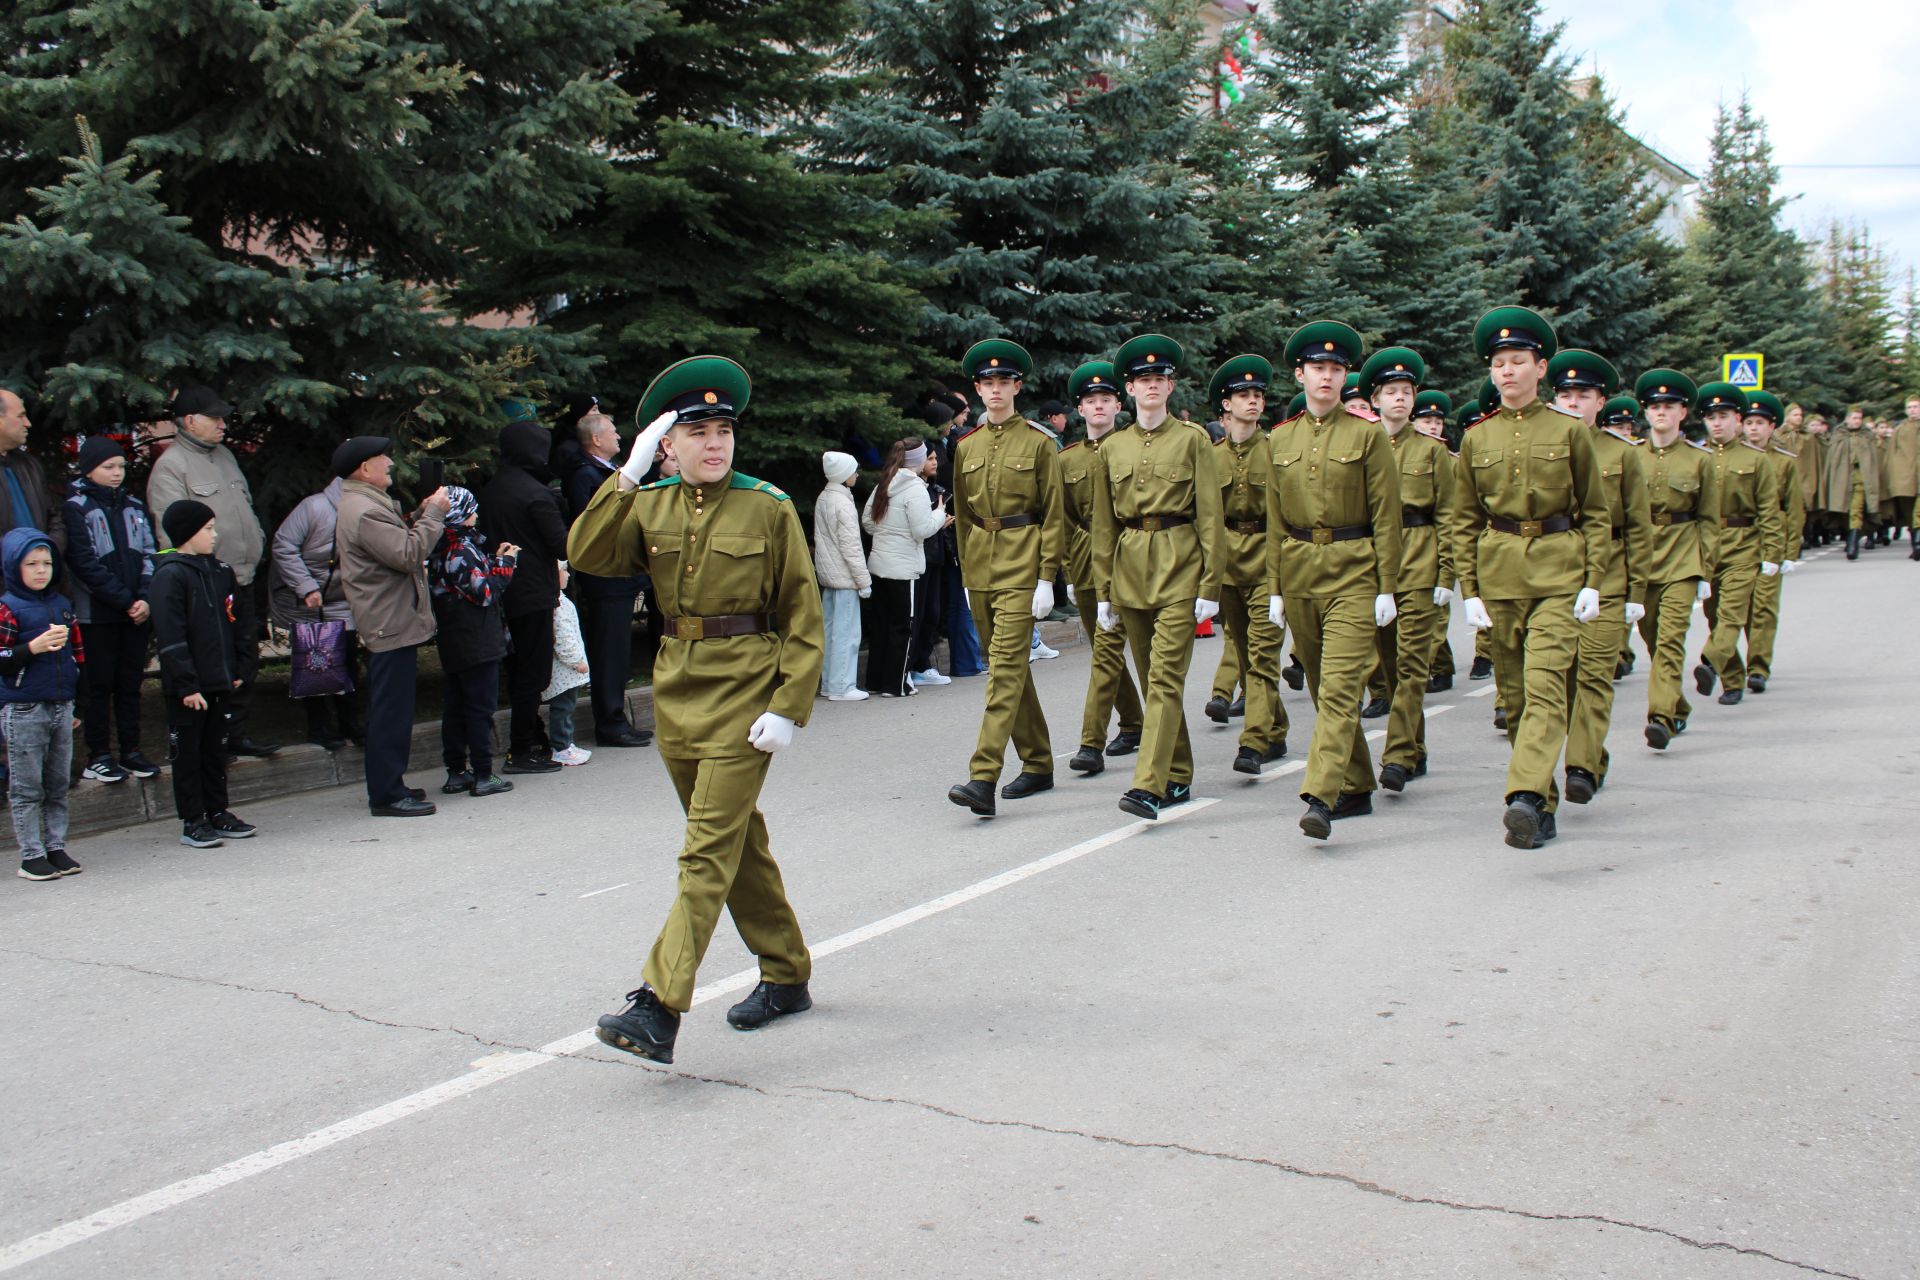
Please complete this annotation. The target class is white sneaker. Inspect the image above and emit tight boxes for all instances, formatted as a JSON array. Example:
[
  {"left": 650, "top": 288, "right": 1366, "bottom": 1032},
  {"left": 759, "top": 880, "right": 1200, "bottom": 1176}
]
[
  {"left": 825, "top": 689, "right": 870, "bottom": 702},
  {"left": 1029, "top": 642, "right": 1060, "bottom": 661},
  {"left": 913, "top": 668, "right": 951, "bottom": 686},
  {"left": 552, "top": 745, "right": 592, "bottom": 766}
]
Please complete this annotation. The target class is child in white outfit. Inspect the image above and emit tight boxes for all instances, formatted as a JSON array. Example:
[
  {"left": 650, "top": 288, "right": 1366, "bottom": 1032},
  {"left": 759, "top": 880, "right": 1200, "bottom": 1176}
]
[{"left": 544, "top": 563, "right": 593, "bottom": 765}]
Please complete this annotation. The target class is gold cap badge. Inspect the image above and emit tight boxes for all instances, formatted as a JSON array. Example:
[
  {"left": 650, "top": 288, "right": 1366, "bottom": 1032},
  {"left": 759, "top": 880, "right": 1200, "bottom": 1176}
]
[{"left": 703, "top": 391, "right": 718, "bottom": 404}]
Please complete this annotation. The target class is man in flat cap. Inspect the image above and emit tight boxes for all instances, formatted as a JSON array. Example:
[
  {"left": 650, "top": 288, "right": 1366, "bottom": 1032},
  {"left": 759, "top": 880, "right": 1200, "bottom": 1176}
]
[{"left": 1692, "top": 382, "right": 1783, "bottom": 706}]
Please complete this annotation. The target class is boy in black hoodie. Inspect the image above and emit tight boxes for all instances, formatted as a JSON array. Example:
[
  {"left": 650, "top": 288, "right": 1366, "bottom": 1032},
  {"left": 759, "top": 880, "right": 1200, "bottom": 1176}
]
[
  {"left": 1, "top": 528, "right": 85, "bottom": 880},
  {"left": 149, "top": 501, "right": 257, "bottom": 849},
  {"left": 63, "top": 436, "right": 160, "bottom": 782}
]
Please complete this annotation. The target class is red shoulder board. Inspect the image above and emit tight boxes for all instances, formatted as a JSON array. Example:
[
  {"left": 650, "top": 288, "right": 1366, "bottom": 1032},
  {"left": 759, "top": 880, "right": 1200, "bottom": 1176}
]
[
  {"left": 1273, "top": 411, "right": 1307, "bottom": 426},
  {"left": 1061, "top": 440, "right": 1083, "bottom": 453},
  {"left": 1345, "top": 404, "right": 1380, "bottom": 423},
  {"left": 953, "top": 422, "right": 983, "bottom": 446}
]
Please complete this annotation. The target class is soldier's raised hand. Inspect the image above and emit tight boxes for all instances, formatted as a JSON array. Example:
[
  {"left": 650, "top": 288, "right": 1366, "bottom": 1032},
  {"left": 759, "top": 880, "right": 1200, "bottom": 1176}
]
[{"left": 621, "top": 410, "right": 678, "bottom": 486}]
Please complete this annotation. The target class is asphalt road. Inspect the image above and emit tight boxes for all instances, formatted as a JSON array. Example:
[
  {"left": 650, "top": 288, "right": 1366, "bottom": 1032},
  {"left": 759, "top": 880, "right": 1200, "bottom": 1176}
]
[{"left": 2, "top": 542, "right": 1915, "bottom": 1279}]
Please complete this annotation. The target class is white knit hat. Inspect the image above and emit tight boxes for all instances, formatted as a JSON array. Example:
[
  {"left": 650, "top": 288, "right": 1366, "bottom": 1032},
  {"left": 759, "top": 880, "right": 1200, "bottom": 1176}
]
[{"left": 822, "top": 451, "right": 858, "bottom": 484}]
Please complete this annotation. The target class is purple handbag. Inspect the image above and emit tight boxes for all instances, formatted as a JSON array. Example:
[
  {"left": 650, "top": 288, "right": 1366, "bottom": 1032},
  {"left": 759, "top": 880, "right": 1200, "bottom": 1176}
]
[{"left": 289, "top": 617, "right": 355, "bottom": 699}]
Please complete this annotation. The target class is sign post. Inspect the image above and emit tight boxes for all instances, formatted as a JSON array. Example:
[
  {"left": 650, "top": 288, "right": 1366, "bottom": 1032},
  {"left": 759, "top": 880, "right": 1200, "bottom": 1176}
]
[{"left": 1722, "top": 353, "right": 1764, "bottom": 390}]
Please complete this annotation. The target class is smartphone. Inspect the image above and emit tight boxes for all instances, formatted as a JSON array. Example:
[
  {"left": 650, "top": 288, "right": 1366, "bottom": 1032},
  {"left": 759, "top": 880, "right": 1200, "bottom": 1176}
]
[{"left": 419, "top": 458, "right": 445, "bottom": 494}]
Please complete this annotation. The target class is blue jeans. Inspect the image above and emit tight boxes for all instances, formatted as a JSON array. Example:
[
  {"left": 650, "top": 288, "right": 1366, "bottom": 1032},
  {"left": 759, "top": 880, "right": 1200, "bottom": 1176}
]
[
  {"left": 546, "top": 687, "right": 578, "bottom": 751},
  {"left": 944, "top": 570, "right": 985, "bottom": 676},
  {"left": 819, "top": 587, "right": 862, "bottom": 696},
  {"left": 5, "top": 701, "right": 72, "bottom": 859}
]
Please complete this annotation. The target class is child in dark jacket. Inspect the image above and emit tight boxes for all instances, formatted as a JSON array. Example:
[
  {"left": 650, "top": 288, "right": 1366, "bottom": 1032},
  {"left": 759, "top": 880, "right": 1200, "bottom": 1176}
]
[
  {"left": 0, "top": 528, "right": 85, "bottom": 880},
  {"left": 62, "top": 437, "right": 159, "bottom": 783},
  {"left": 149, "top": 501, "right": 257, "bottom": 849},
  {"left": 430, "top": 487, "right": 518, "bottom": 797}
]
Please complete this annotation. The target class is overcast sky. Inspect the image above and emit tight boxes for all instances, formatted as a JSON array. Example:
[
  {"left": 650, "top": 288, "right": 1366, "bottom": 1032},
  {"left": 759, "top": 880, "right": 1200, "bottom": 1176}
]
[{"left": 1539, "top": 0, "right": 1920, "bottom": 309}]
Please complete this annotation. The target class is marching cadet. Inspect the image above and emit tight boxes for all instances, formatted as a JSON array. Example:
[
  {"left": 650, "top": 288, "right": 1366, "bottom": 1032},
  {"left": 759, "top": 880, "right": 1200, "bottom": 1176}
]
[
  {"left": 1634, "top": 370, "right": 1719, "bottom": 750},
  {"left": 1090, "top": 335, "right": 1223, "bottom": 820},
  {"left": 1205, "top": 355, "right": 1289, "bottom": 774},
  {"left": 1601, "top": 393, "right": 1653, "bottom": 679},
  {"left": 1548, "top": 351, "right": 1651, "bottom": 805},
  {"left": 1772, "top": 403, "right": 1823, "bottom": 551},
  {"left": 1889, "top": 394, "right": 1920, "bottom": 556},
  {"left": 1742, "top": 390, "right": 1804, "bottom": 693},
  {"left": 1277, "top": 389, "right": 1311, "bottom": 697},
  {"left": 573, "top": 357, "right": 822, "bottom": 1065},
  {"left": 946, "top": 340, "right": 1066, "bottom": 817},
  {"left": 1693, "top": 382, "right": 1784, "bottom": 706},
  {"left": 1263, "top": 322, "right": 1403, "bottom": 839},
  {"left": 1444, "top": 307, "right": 1609, "bottom": 850},
  {"left": 1820, "top": 406, "right": 1882, "bottom": 560},
  {"left": 1361, "top": 347, "right": 1453, "bottom": 793},
  {"left": 1056, "top": 361, "right": 1144, "bottom": 775},
  {"left": 1412, "top": 390, "right": 1459, "bottom": 692}
]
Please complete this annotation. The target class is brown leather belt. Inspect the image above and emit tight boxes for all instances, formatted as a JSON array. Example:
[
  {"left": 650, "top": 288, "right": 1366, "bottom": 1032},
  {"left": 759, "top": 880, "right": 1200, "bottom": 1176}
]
[
  {"left": 1488, "top": 515, "right": 1573, "bottom": 537},
  {"left": 1401, "top": 507, "right": 1436, "bottom": 528},
  {"left": 1121, "top": 514, "right": 1194, "bottom": 531},
  {"left": 1286, "top": 523, "right": 1372, "bottom": 545},
  {"left": 1226, "top": 519, "right": 1267, "bottom": 535},
  {"left": 1721, "top": 515, "right": 1754, "bottom": 528},
  {"left": 1650, "top": 511, "right": 1696, "bottom": 526},
  {"left": 662, "top": 613, "right": 774, "bottom": 641},
  {"left": 969, "top": 512, "right": 1038, "bottom": 532}
]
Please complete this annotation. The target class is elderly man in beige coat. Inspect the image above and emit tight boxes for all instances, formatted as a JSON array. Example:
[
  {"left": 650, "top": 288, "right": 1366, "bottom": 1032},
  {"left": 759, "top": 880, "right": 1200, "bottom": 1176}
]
[{"left": 334, "top": 436, "right": 449, "bottom": 817}]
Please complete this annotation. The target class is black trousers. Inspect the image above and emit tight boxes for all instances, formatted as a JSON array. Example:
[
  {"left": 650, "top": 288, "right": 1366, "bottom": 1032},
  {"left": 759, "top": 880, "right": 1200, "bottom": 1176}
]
[
  {"left": 574, "top": 575, "right": 637, "bottom": 735},
  {"left": 364, "top": 645, "right": 418, "bottom": 807},
  {"left": 224, "top": 582, "right": 262, "bottom": 742},
  {"left": 441, "top": 659, "right": 501, "bottom": 779},
  {"left": 505, "top": 610, "right": 554, "bottom": 755},
  {"left": 907, "top": 553, "right": 946, "bottom": 674},
  {"left": 301, "top": 644, "right": 362, "bottom": 741},
  {"left": 80, "top": 618, "right": 149, "bottom": 757},
  {"left": 167, "top": 692, "right": 229, "bottom": 822},
  {"left": 864, "top": 576, "right": 916, "bottom": 696}
]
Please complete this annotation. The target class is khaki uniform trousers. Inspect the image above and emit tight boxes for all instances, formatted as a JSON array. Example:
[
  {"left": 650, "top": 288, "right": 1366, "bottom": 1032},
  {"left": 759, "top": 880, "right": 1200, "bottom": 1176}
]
[
  {"left": 1210, "top": 624, "right": 1241, "bottom": 701},
  {"left": 1748, "top": 571, "right": 1783, "bottom": 680},
  {"left": 1849, "top": 477, "right": 1867, "bottom": 530},
  {"left": 1285, "top": 595, "right": 1376, "bottom": 805},
  {"left": 1074, "top": 587, "right": 1143, "bottom": 749},
  {"left": 1565, "top": 599, "right": 1629, "bottom": 783},
  {"left": 1119, "top": 604, "right": 1197, "bottom": 796},
  {"left": 968, "top": 588, "right": 1052, "bottom": 781},
  {"left": 1379, "top": 589, "right": 1444, "bottom": 770},
  {"left": 1701, "top": 562, "right": 1759, "bottom": 688},
  {"left": 1487, "top": 596, "right": 1580, "bottom": 810},
  {"left": 644, "top": 753, "right": 811, "bottom": 1014},
  {"left": 1218, "top": 584, "right": 1288, "bottom": 753},
  {"left": 1644, "top": 579, "right": 1699, "bottom": 730}
]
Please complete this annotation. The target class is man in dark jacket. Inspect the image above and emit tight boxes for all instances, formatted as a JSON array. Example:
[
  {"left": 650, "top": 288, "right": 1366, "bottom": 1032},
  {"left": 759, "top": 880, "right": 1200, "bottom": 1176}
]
[
  {"left": 479, "top": 419, "right": 571, "bottom": 772},
  {"left": 62, "top": 437, "right": 160, "bottom": 782},
  {"left": 562, "top": 409, "right": 651, "bottom": 748},
  {"left": 0, "top": 390, "right": 63, "bottom": 555}
]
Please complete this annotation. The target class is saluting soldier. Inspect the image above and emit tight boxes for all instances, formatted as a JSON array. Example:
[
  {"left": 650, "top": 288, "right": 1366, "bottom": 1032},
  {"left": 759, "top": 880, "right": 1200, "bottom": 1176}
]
[
  {"left": 573, "top": 357, "right": 823, "bottom": 1065},
  {"left": 1693, "top": 382, "right": 1785, "bottom": 706},
  {"left": 1263, "top": 322, "right": 1403, "bottom": 840},
  {"left": 1090, "top": 335, "right": 1223, "bottom": 820},
  {"left": 1360, "top": 347, "right": 1453, "bottom": 793},
  {"left": 945, "top": 340, "right": 1066, "bottom": 817},
  {"left": 1444, "top": 307, "right": 1609, "bottom": 850},
  {"left": 1205, "top": 355, "right": 1289, "bottom": 774},
  {"left": 1742, "top": 390, "right": 1804, "bottom": 693},
  {"left": 1411, "top": 390, "right": 1460, "bottom": 692},
  {"left": 1633, "top": 370, "right": 1720, "bottom": 750},
  {"left": 1547, "top": 351, "right": 1652, "bottom": 806},
  {"left": 1056, "top": 361, "right": 1144, "bottom": 775}
]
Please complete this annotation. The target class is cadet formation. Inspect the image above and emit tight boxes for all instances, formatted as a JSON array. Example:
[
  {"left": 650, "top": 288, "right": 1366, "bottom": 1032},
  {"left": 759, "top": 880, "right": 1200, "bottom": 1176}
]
[{"left": 571, "top": 308, "right": 1909, "bottom": 1065}]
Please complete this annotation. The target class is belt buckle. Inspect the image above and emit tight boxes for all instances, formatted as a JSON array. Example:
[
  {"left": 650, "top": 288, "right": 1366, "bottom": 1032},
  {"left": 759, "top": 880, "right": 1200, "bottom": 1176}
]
[
  {"left": 674, "top": 617, "right": 703, "bottom": 641},
  {"left": 1140, "top": 516, "right": 1163, "bottom": 532},
  {"left": 980, "top": 515, "right": 1002, "bottom": 532},
  {"left": 1311, "top": 527, "right": 1333, "bottom": 545},
  {"left": 1653, "top": 512, "right": 1672, "bottom": 526},
  {"left": 1518, "top": 519, "right": 1544, "bottom": 537}
]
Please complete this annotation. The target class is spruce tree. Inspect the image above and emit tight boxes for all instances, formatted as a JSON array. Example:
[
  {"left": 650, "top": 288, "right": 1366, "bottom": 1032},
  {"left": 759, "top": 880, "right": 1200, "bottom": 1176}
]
[
  {"left": 1897, "top": 273, "right": 1920, "bottom": 398},
  {"left": 1814, "top": 221, "right": 1899, "bottom": 410}
]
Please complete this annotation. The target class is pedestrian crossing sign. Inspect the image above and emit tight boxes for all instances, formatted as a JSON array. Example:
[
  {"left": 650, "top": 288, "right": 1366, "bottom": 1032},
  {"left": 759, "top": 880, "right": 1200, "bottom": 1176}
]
[{"left": 1723, "top": 353, "right": 1764, "bottom": 390}]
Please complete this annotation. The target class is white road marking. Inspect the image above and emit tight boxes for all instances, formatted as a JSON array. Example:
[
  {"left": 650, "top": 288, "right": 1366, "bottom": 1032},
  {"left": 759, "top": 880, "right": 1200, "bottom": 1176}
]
[
  {"left": 1466, "top": 684, "right": 1499, "bottom": 698},
  {"left": 577, "top": 883, "right": 631, "bottom": 899},
  {"left": 0, "top": 798, "right": 1219, "bottom": 1274}
]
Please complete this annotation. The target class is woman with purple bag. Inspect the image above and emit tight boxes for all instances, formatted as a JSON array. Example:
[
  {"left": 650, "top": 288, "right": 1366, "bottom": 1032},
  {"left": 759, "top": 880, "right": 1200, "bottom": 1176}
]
[{"left": 270, "top": 474, "right": 362, "bottom": 749}]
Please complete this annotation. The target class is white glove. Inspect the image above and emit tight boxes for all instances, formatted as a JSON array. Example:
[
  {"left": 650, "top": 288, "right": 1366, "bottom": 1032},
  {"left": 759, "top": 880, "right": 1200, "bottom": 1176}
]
[
  {"left": 1464, "top": 597, "right": 1492, "bottom": 630},
  {"left": 1625, "top": 602, "right": 1646, "bottom": 625},
  {"left": 1760, "top": 561, "right": 1779, "bottom": 577},
  {"left": 1194, "top": 598, "right": 1220, "bottom": 625},
  {"left": 620, "top": 410, "right": 677, "bottom": 485},
  {"left": 1574, "top": 587, "right": 1600, "bottom": 623},
  {"left": 1781, "top": 560, "right": 1799, "bottom": 575},
  {"left": 746, "top": 712, "right": 795, "bottom": 754},
  {"left": 1697, "top": 581, "right": 1713, "bottom": 602},
  {"left": 1066, "top": 583, "right": 1077, "bottom": 604},
  {"left": 1373, "top": 593, "right": 1397, "bottom": 627},
  {"left": 1096, "top": 601, "right": 1119, "bottom": 632},
  {"left": 1031, "top": 580, "right": 1054, "bottom": 619},
  {"left": 1267, "top": 595, "right": 1285, "bottom": 629},
  {"left": 1433, "top": 586, "right": 1454, "bottom": 608}
]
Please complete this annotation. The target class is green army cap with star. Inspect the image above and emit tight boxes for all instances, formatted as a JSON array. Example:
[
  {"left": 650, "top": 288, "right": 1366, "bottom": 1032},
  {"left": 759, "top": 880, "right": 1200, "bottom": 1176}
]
[
  {"left": 1457, "top": 400, "right": 1489, "bottom": 431},
  {"left": 1359, "top": 346, "right": 1426, "bottom": 390},
  {"left": 1413, "top": 389, "right": 1453, "bottom": 420},
  {"left": 1473, "top": 305, "right": 1558, "bottom": 361},
  {"left": 1068, "top": 360, "right": 1122, "bottom": 404},
  {"left": 1286, "top": 391, "right": 1307, "bottom": 419},
  {"left": 1743, "top": 389, "right": 1784, "bottom": 424},
  {"left": 1600, "top": 395, "right": 1641, "bottom": 429},
  {"left": 1114, "top": 334, "right": 1183, "bottom": 381},
  {"left": 1695, "top": 381, "right": 1749, "bottom": 417},
  {"left": 962, "top": 339, "right": 1032, "bottom": 382},
  {"left": 637, "top": 355, "right": 751, "bottom": 428},
  {"left": 1634, "top": 369, "right": 1697, "bottom": 409},
  {"left": 1283, "top": 320, "right": 1364, "bottom": 369},
  {"left": 1208, "top": 354, "right": 1275, "bottom": 409},
  {"left": 1340, "top": 371, "right": 1368, "bottom": 402},
  {"left": 1548, "top": 349, "right": 1619, "bottom": 395},
  {"left": 1478, "top": 377, "right": 1499, "bottom": 413}
]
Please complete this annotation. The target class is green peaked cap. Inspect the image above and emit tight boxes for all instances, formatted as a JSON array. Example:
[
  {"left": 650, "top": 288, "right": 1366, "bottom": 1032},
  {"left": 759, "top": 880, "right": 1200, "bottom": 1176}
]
[
  {"left": 1473, "top": 305, "right": 1558, "bottom": 361},
  {"left": 1068, "top": 360, "right": 1121, "bottom": 403},
  {"left": 1359, "top": 346, "right": 1426, "bottom": 389},
  {"left": 1284, "top": 320, "right": 1364, "bottom": 368},
  {"left": 1547, "top": 349, "right": 1619, "bottom": 395},
  {"left": 1114, "top": 334, "right": 1183, "bottom": 380},
  {"left": 1600, "top": 395, "right": 1641, "bottom": 427},
  {"left": 1744, "top": 389, "right": 1784, "bottom": 423},
  {"left": 1635, "top": 369, "right": 1697, "bottom": 409},
  {"left": 1286, "top": 391, "right": 1307, "bottom": 419},
  {"left": 637, "top": 355, "right": 751, "bottom": 428},
  {"left": 1695, "top": 381, "right": 1748, "bottom": 416},
  {"left": 1413, "top": 389, "right": 1452, "bottom": 419},
  {"left": 1208, "top": 354, "right": 1275, "bottom": 409},
  {"left": 962, "top": 339, "right": 1032, "bottom": 381}
]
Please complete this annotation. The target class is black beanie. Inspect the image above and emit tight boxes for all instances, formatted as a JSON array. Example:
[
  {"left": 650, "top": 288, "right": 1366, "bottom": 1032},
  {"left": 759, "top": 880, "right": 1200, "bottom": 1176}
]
[
  {"left": 162, "top": 499, "right": 216, "bottom": 548},
  {"left": 77, "top": 436, "right": 125, "bottom": 476}
]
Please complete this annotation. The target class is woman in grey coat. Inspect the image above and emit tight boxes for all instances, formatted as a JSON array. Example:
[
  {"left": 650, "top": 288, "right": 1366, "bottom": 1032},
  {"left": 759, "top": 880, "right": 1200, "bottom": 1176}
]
[{"left": 269, "top": 477, "right": 361, "bottom": 749}]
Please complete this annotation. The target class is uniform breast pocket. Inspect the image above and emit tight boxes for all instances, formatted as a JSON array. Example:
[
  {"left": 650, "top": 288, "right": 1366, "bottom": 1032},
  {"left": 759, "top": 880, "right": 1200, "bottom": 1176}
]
[
  {"left": 1470, "top": 448, "right": 1503, "bottom": 471},
  {"left": 1400, "top": 461, "right": 1435, "bottom": 504},
  {"left": 643, "top": 528, "right": 686, "bottom": 579},
  {"left": 1530, "top": 442, "right": 1572, "bottom": 492},
  {"left": 1157, "top": 461, "right": 1193, "bottom": 485},
  {"left": 1003, "top": 456, "right": 1039, "bottom": 501}
]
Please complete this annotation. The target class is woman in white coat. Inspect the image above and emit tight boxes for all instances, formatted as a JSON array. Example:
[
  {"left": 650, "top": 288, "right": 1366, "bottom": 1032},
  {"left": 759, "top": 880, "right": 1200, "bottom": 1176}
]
[
  {"left": 860, "top": 438, "right": 943, "bottom": 697},
  {"left": 813, "top": 451, "right": 872, "bottom": 700}
]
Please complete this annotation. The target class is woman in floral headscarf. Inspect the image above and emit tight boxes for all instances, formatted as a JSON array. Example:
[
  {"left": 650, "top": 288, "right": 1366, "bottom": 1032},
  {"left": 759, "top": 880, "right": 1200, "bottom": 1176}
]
[{"left": 429, "top": 486, "right": 519, "bottom": 797}]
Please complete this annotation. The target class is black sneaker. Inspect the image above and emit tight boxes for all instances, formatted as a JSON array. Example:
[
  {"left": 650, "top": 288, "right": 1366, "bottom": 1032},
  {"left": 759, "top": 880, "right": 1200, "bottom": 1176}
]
[
  {"left": 1118, "top": 788, "right": 1161, "bottom": 821},
  {"left": 210, "top": 811, "right": 256, "bottom": 839},
  {"left": 82, "top": 754, "right": 129, "bottom": 784},
  {"left": 119, "top": 751, "right": 161, "bottom": 778},
  {"left": 596, "top": 986, "right": 680, "bottom": 1064},
  {"left": 470, "top": 775, "right": 514, "bottom": 797},
  {"left": 503, "top": 753, "right": 562, "bottom": 775},
  {"left": 726, "top": 980, "right": 812, "bottom": 1030},
  {"left": 46, "top": 849, "right": 82, "bottom": 876},
  {"left": 180, "top": 820, "right": 224, "bottom": 849},
  {"left": 1068, "top": 746, "right": 1105, "bottom": 775},
  {"left": 17, "top": 856, "right": 60, "bottom": 881},
  {"left": 1469, "top": 656, "right": 1494, "bottom": 680},
  {"left": 1165, "top": 782, "right": 1193, "bottom": 807},
  {"left": 442, "top": 770, "right": 475, "bottom": 795}
]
